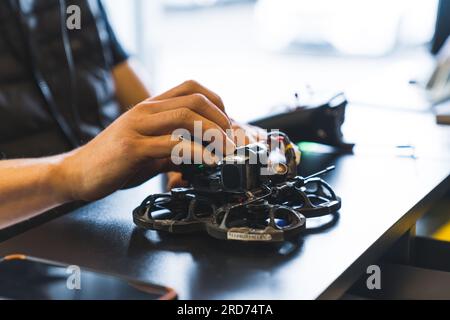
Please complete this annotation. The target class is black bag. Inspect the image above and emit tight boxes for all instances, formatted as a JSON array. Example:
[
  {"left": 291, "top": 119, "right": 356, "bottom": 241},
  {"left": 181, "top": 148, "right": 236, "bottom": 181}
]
[{"left": 250, "top": 93, "right": 354, "bottom": 153}]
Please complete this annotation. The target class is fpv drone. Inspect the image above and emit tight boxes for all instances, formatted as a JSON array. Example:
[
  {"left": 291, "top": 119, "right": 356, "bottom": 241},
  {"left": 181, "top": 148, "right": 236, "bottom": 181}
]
[{"left": 133, "top": 132, "right": 341, "bottom": 243}]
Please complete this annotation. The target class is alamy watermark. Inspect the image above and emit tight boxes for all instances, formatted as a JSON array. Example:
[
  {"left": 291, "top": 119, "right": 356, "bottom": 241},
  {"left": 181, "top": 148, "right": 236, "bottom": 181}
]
[
  {"left": 66, "top": 265, "right": 81, "bottom": 290},
  {"left": 170, "top": 122, "right": 293, "bottom": 176},
  {"left": 66, "top": 5, "right": 81, "bottom": 30},
  {"left": 366, "top": 265, "right": 381, "bottom": 290}
]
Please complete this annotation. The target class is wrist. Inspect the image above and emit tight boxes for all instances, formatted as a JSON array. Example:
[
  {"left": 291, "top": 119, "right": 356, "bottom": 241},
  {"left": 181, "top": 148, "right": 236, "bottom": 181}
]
[{"left": 46, "top": 151, "right": 78, "bottom": 203}]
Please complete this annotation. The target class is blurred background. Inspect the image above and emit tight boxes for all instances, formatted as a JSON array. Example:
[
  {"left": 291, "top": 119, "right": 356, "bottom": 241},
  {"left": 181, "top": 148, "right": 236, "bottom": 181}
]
[{"left": 102, "top": 0, "right": 449, "bottom": 123}]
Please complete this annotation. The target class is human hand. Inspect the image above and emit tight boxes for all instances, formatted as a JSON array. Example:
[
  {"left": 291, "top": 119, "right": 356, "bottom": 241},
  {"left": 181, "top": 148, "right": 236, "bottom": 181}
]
[{"left": 57, "top": 81, "right": 236, "bottom": 202}]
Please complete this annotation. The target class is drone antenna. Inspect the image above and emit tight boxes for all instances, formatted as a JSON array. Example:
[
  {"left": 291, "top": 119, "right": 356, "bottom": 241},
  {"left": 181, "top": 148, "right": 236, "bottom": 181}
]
[{"left": 305, "top": 166, "right": 336, "bottom": 180}]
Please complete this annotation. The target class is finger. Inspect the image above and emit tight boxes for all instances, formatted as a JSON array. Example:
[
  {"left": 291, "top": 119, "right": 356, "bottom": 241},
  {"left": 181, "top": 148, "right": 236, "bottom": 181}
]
[
  {"left": 232, "top": 126, "right": 253, "bottom": 146},
  {"left": 231, "top": 122, "right": 268, "bottom": 146},
  {"left": 136, "top": 108, "right": 236, "bottom": 155},
  {"left": 166, "top": 172, "right": 188, "bottom": 191},
  {"left": 139, "top": 135, "right": 221, "bottom": 166},
  {"left": 138, "top": 94, "right": 231, "bottom": 132},
  {"left": 150, "top": 80, "right": 226, "bottom": 113}
]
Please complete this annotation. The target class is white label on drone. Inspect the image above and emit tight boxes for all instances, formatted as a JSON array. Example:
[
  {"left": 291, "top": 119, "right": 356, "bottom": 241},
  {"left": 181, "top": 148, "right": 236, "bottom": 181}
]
[{"left": 227, "top": 232, "right": 272, "bottom": 242}]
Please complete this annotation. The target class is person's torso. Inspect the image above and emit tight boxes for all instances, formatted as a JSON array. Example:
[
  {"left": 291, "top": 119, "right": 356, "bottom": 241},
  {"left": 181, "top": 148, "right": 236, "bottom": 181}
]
[{"left": 0, "top": 0, "right": 121, "bottom": 158}]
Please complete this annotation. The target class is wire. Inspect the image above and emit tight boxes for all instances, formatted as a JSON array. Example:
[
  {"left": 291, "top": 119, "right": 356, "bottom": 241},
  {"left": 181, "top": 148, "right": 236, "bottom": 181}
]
[
  {"left": 59, "top": 0, "right": 82, "bottom": 142},
  {"left": 6, "top": 0, "right": 80, "bottom": 147}
]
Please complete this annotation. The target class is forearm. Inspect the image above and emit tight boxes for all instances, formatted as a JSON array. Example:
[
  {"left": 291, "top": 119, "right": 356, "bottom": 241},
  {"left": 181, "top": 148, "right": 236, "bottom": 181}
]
[
  {"left": 113, "top": 59, "right": 153, "bottom": 111},
  {"left": 0, "top": 156, "right": 70, "bottom": 229}
]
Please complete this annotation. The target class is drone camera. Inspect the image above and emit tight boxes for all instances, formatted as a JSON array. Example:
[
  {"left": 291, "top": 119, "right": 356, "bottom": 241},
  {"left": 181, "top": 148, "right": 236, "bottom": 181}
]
[
  {"left": 221, "top": 161, "right": 261, "bottom": 193},
  {"left": 221, "top": 146, "right": 267, "bottom": 193}
]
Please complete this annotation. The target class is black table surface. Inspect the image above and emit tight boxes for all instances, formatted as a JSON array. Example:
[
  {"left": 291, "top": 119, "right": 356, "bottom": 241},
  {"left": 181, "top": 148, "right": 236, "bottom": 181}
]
[{"left": 1, "top": 105, "right": 449, "bottom": 299}]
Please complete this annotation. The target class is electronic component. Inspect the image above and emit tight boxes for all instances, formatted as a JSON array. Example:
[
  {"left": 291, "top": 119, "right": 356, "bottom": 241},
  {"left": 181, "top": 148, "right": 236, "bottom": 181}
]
[{"left": 133, "top": 132, "right": 341, "bottom": 243}]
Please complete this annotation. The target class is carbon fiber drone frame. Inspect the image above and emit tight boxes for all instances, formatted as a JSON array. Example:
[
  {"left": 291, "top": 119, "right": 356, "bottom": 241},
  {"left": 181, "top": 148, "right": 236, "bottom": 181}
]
[{"left": 133, "top": 173, "right": 341, "bottom": 243}]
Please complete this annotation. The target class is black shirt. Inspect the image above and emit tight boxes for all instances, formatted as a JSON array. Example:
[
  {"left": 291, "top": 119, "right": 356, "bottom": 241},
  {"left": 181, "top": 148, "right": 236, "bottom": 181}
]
[{"left": 0, "top": 0, "right": 129, "bottom": 158}]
